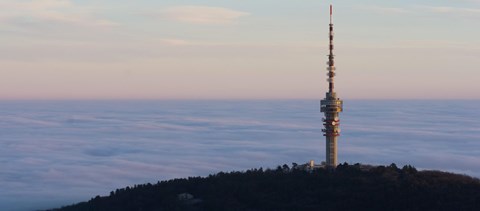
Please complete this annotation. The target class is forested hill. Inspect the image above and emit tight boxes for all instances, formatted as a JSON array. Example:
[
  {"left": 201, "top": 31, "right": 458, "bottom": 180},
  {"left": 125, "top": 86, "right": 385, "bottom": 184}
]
[{"left": 48, "top": 163, "right": 480, "bottom": 211}]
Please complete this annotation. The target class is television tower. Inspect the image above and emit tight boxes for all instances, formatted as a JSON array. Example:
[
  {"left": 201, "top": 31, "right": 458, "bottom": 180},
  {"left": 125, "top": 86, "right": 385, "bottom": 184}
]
[{"left": 320, "top": 5, "right": 343, "bottom": 167}]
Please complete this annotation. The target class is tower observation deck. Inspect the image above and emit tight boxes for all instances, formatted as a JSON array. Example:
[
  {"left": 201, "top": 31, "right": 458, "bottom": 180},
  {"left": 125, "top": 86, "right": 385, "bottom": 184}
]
[{"left": 320, "top": 5, "right": 343, "bottom": 167}]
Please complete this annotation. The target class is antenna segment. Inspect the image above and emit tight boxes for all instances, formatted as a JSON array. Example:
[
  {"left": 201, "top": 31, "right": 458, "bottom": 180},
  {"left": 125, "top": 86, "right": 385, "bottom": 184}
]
[{"left": 330, "top": 4, "right": 333, "bottom": 24}]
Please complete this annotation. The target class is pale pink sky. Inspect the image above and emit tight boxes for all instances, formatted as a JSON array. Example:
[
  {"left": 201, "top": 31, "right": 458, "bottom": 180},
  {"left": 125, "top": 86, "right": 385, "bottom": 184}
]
[{"left": 1, "top": 0, "right": 479, "bottom": 99}]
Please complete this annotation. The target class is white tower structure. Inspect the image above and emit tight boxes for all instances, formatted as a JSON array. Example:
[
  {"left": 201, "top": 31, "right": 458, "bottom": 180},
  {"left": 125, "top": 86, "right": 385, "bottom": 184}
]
[{"left": 320, "top": 5, "right": 343, "bottom": 167}]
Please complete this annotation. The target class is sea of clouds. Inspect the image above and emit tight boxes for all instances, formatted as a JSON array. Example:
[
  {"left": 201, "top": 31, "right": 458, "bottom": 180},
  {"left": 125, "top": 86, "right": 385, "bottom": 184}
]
[{"left": 0, "top": 100, "right": 479, "bottom": 210}]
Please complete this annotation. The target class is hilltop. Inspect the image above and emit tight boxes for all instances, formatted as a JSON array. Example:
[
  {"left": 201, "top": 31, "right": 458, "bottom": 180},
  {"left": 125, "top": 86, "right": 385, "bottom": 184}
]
[{"left": 48, "top": 163, "right": 480, "bottom": 211}]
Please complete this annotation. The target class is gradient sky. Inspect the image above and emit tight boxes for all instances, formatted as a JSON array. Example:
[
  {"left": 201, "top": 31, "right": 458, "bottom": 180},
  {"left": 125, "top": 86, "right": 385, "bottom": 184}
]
[{"left": 0, "top": 0, "right": 479, "bottom": 99}]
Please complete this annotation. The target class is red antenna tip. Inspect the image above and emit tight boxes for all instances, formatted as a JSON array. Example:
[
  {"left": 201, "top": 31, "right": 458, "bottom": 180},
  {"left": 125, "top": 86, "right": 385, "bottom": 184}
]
[{"left": 330, "top": 5, "right": 332, "bottom": 15}]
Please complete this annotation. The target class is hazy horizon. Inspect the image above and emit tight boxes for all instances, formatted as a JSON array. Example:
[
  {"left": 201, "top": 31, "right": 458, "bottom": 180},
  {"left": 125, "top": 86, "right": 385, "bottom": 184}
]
[{"left": 1, "top": 98, "right": 480, "bottom": 101}]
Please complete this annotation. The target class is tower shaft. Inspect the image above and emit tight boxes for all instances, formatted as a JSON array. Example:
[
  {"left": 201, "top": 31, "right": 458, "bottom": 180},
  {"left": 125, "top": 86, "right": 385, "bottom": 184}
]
[{"left": 320, "top": 5, "right": 343, "bottom": 167}]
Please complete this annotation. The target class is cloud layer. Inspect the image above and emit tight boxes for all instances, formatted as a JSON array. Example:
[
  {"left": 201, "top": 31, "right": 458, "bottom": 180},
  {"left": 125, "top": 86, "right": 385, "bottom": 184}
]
[
  {"left": 0, "top": 0, "right": 117, "bottom": 28},
  {"left": 160, "top": 6, "right": 249, "bottom": 25},
  {"left": 0, "top": 100, "right": 479, "bottom": 210}
]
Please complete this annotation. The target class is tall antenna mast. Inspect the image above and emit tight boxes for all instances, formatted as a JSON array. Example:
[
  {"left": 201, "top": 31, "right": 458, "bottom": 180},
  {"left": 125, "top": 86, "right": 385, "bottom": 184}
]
[
  {"left": 328, "top": 4, "right": 334, "bottom": 93},
  {"left": 321, "top": 4, "right": 343, "bottom": 168}
]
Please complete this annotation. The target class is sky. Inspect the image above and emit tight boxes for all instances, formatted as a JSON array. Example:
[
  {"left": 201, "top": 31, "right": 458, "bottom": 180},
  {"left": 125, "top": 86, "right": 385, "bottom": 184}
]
[{"left": 0, "top": 0, "right": 479, "bottom": 100}]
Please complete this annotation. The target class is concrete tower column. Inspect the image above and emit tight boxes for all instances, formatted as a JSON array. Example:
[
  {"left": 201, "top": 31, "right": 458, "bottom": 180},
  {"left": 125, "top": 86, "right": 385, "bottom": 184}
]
[{"left": 320, "top": 5, "right": 343, "bottom": 168}]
